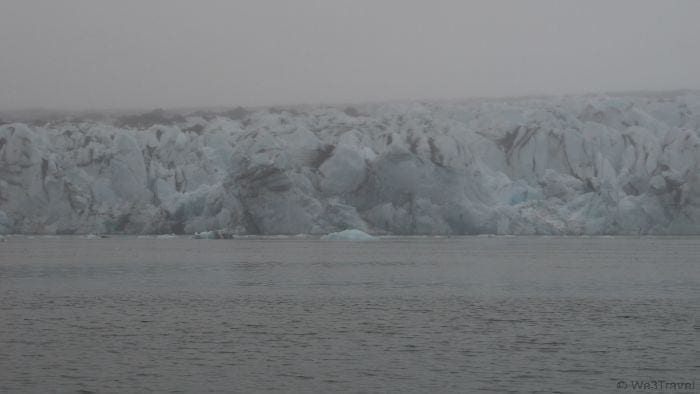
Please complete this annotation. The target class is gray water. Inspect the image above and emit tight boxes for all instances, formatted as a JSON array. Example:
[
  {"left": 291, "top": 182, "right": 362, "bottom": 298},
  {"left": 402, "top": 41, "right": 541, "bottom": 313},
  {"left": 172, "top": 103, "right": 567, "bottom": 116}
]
[{"left": 0, "top": 236, "right": 698, "bottom": 393}]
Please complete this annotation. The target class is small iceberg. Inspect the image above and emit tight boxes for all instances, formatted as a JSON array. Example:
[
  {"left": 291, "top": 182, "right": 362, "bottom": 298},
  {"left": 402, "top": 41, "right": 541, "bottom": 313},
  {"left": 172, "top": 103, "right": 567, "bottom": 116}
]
[
  {"left": 321, "top": 229, "right": 377, "bottom": 241},
  {"left": 193, "top": 229, "right": 235, "bottom": 239},
  {"left": 193, "top": 231, "right": 216, "bottom": 239},
  {"left": 156, "top": 234, "right": 178, "bottom": 239}
]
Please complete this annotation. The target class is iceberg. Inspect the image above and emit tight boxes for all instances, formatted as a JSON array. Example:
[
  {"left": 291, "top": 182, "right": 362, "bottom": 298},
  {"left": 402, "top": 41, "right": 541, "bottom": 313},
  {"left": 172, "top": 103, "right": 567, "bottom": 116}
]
[
  {"left": 321, "top": 229, "right": 377, "bottom": 241},
  {"left": 192, "top": 229, "right": 235, "bottom": 239},
  {"left": 1, "top": 91, "right": 700, "bottom": 235}
]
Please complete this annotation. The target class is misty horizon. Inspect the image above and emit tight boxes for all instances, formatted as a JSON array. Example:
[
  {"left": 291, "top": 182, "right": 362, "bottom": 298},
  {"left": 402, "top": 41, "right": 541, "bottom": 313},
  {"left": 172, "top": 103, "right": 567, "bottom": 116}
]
[
  {"left": 2, "top": 88, "right": 700, "bottom": 118},
  {"left": 2, "top": 0, "right": 700, "bottom": 111}
]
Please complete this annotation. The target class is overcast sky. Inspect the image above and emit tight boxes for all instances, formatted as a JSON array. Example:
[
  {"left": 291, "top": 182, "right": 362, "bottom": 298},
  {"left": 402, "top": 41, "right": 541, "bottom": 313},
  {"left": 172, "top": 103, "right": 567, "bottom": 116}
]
[{"left": 1, "top": 0, "right": 699, "bottom": 110}]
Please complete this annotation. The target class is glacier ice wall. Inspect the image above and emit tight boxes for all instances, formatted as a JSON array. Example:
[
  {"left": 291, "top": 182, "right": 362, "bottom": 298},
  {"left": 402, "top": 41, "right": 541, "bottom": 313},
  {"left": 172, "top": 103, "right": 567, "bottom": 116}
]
[{"left": 1, "top": 93, "right": 700, "bottom": 235}]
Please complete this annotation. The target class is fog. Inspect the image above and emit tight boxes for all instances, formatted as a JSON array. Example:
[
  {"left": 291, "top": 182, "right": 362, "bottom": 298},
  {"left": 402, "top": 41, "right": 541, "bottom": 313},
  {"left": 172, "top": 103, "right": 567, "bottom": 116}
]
[{"left": 1, "top": 0, "right": 699, "bottom": 110}]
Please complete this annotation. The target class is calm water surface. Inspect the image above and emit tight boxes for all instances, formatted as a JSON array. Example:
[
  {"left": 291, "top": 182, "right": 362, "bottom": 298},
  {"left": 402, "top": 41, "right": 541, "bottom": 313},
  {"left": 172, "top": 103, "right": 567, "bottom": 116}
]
[{"left": 1, "top": 236, "right": 698, "bottom": 393}]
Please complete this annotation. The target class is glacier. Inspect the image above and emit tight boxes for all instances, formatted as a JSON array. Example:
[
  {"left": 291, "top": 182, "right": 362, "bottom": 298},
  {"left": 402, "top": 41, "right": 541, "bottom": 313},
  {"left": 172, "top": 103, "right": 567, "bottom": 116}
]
[{"left": 1, "top": 92, "right": 699, "bottom": 235}]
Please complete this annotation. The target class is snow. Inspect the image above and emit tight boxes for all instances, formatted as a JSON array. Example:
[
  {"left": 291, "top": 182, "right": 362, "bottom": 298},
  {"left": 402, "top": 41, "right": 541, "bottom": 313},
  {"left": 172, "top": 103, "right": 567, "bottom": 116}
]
[
  {"left": 1, "top": 92, "right": 700, "bottom": 235},
  {"left": 321, "top": 229, "right": 377, "bottom": 241}
]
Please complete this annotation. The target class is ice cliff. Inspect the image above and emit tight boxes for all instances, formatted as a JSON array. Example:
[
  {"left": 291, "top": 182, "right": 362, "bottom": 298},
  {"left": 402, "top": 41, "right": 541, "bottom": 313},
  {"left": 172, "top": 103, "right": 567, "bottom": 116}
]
[{"left": 1, "top": 92, "right": 700, "bottom": 235}]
